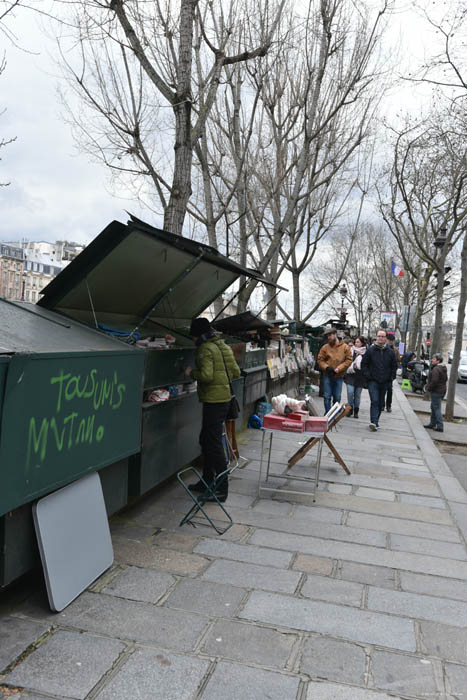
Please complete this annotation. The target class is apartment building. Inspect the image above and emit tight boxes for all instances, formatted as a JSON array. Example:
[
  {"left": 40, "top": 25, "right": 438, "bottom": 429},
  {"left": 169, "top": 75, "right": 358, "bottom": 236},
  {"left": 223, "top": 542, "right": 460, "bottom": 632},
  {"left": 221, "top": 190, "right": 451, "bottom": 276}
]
[{"left": 0, "top": 244, "right": 24, "bottom": 301}]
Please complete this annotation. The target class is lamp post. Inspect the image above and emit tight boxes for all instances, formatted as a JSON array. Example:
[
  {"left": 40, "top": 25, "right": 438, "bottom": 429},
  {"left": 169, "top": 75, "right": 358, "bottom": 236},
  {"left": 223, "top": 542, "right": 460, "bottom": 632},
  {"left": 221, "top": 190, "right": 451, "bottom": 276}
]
[
  {"left": 367, "top": 303, "right": 374, "bottom": 340},
  {"left": 338, "top": 284, "right": 347, "bottom": 323},
  {"left": 432, "top": 224, "right": 449, "bottom": 354}
]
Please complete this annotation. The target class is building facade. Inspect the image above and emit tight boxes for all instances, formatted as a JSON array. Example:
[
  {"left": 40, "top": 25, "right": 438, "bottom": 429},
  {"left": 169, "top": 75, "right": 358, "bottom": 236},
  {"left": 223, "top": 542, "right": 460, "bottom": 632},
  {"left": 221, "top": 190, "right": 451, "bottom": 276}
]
[{"left": 0, "top": 244, "right": 24, "bottom": 301}]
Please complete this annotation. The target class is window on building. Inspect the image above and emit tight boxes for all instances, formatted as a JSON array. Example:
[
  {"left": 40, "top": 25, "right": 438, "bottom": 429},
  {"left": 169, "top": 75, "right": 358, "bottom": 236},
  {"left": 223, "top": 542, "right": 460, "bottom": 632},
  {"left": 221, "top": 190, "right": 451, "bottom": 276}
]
[{"left": 25, "top": 290, "right": 30, "bottom": 301}]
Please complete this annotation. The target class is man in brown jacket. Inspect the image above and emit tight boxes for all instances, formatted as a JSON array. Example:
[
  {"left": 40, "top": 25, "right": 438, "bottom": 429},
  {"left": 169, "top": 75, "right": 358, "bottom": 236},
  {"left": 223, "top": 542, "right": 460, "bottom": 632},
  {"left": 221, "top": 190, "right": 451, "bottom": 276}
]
[
  {"left": 318, "top": 327, "right": 353, "bottom": 413},
  {"left": 424, "top": 353, "right": 447, "bottom": 433}
]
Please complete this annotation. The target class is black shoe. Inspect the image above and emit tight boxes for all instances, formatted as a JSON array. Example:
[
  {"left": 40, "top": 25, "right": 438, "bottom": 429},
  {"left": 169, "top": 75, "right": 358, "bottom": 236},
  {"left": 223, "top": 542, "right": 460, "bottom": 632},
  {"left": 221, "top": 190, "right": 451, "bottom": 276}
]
[
  {"left": 434, "top": 426, "right": 444, "bottom": 432},
  {"left": 188, "top": 480, "right": 208, "bottom": 493},
  {"left": 200, "top": 493, "right": 228, "bottom": 503},
  {"left": 348, "top": 407, "right": 354, "bottom": 417},
  {"left": 423, "top": 424, "right": 435, "bottom": 429},
  {"left": 354, "top": 408, "right": 359, "bottom": 419},
  {"left": 386, "top": 407, "right": 392, "bottom": 413}
]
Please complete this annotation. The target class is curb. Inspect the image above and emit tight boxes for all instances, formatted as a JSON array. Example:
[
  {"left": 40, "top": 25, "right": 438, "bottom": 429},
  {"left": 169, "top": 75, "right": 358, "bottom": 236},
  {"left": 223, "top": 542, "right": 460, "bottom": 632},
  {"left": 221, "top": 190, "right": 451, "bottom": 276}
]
[{"left": 395, "top": 382, "right": 467, "bottom": 546}]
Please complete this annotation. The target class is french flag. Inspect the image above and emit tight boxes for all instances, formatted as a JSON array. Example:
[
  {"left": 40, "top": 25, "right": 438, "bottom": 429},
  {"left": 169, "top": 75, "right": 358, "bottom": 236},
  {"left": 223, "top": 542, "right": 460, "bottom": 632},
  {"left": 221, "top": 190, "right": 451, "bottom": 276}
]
[{"left": 392, "top": 261, "right": 404, "bottom": 277}]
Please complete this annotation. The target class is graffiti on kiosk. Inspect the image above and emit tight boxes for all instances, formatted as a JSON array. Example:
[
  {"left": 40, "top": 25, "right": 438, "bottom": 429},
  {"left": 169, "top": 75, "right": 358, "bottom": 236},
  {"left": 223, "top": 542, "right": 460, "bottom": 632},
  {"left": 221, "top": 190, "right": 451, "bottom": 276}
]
[{"left": 26, "top": 368, "right": 127, "bottom": 467}]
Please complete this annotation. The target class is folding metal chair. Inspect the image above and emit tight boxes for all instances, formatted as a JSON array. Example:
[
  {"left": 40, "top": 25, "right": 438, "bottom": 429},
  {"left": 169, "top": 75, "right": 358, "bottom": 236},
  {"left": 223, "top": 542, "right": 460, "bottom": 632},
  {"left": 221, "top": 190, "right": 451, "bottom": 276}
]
[{"left": 177, "top": 423, "right": 245, "bottom": 535}]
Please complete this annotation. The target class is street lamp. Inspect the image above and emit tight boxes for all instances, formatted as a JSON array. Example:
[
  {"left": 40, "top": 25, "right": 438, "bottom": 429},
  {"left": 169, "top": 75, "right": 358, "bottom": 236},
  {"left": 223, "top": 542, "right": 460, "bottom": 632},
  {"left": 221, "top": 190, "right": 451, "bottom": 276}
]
[
  {"left": 433, "top": 225, "right": 447, "bottom": 248},
  {"left": 367, "top": 303, "right": 374, "bottom": 340},
  {"left": 338, "top": 284, "right": 348, "bottom": 322}
]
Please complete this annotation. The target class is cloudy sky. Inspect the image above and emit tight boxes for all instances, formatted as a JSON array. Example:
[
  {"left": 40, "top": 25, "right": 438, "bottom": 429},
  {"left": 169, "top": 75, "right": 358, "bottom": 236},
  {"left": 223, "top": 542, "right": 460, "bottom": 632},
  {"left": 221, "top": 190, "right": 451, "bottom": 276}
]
[{"left": 0, "top": 1, "right": 438, "bottom": 247}]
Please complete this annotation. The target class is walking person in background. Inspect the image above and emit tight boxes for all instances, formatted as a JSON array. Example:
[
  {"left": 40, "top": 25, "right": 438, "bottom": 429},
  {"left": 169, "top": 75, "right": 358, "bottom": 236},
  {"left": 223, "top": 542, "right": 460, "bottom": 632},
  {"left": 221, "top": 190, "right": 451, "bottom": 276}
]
[
  {"left": 318, "top": 326, "right": 353, "bottom": 414},
  {"left": 185, "top": 317, "right": 241, "bottom": 501},
  {"left": 424, "top": 353, "right": 447, "bottom": 433},
  {"left": 361, "top": 329, "right": 397, "bottom": 432},
  {"left": 344, "top": 336, "right": 368, "bottom": 418},
  {"left": 384, "top": 333, "right": 401, "bottom": 413},
  {"left": 401, "top": 350, "right": 415, "bottom": 379}
]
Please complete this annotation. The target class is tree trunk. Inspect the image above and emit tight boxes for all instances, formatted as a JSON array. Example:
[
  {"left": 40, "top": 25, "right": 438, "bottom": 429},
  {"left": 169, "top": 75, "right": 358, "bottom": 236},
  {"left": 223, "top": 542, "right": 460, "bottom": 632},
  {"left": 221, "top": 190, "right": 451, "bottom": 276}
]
[
  {"left": 293, "top": 268, "right": 300, "bottom": 320},
  {"left": 445, "top": 233, "right": 467, "bottom": 421},
  {"left": 163, "top": 0, "right": 196, "bottom": 234}
]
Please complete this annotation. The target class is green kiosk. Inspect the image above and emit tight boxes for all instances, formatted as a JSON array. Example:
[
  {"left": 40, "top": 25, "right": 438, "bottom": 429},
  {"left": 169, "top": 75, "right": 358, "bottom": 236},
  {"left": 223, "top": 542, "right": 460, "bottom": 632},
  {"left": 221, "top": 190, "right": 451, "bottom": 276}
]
[{"left": 0, "top": 215, "right": 281, "bottom": 586}]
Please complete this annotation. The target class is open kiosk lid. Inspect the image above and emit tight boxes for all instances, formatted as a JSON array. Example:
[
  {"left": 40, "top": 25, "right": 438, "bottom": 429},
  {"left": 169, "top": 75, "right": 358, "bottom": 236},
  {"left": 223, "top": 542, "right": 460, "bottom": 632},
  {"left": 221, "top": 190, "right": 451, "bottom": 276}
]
[
  {"left": 212, "top": 311, "right": 274, "bottom": 334},
  {"left": 39, "top": 215, "right": 283, "bottom": 338}
]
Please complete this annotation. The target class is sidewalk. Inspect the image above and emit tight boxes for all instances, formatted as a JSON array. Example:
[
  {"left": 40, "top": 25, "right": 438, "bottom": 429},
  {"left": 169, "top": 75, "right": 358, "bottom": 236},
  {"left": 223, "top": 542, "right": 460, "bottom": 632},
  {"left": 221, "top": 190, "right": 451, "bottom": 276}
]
[{"left": 2, "top": 384, "right": 467, "bottom": 699}]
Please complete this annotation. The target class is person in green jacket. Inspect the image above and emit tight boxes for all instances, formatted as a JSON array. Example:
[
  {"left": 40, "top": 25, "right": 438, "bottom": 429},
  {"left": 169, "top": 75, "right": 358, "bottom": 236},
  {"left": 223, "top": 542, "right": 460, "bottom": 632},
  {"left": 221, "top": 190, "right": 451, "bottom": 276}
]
[{"left": 185, "top": 317, "right": 241, "bottom": 501}]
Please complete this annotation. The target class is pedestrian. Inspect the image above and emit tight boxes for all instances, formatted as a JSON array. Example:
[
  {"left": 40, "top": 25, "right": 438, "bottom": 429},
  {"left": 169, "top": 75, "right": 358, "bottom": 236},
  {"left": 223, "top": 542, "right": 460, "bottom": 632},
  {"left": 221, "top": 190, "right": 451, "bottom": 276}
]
[
  {"left": 384, "top": 333, "right": 401, "bottom": 413},
  {"left": 185, "top": 317, "right": 241, "bottom": 501},
  {"left": 401, "top": 350, "right": 415, "bottom": 378},
  {"left": 317, "top": 326, "right": 353, "bottom": 414},
  {"left": 424, "top": 352, "right": 447, "bottom": 433},
  {"left": 361, "top": 329, "right": 397, "bottom": 432},
  {"left": 344, "top": 336, "right": 368, "bottom": 418}
]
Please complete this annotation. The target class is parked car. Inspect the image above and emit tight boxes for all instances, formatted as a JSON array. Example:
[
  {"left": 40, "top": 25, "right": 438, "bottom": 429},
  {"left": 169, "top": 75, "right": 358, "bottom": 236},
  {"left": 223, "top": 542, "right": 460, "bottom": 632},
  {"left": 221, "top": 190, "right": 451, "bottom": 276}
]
[
  {"left": 448, "top": 351, "right": 453, "bottom": 364},
  {"left": 458, "top": 355, "right": 467, "bottom": 383}
]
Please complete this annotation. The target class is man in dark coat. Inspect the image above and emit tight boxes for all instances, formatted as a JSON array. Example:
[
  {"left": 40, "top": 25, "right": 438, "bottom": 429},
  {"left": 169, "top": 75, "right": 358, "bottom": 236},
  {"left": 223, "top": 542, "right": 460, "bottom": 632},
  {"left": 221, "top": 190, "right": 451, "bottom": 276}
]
[
  {"left": 424, "top": 353, "right": 448, "bottom": 433},
  {"left": 361, "top": 329, "right": 397, "bottom": 431}
]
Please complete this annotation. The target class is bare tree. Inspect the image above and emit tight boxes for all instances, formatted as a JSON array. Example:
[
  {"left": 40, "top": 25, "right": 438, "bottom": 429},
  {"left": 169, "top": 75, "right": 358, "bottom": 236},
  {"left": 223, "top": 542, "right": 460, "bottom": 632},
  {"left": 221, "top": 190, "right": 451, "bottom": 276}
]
[
  {"left": 378, "top": 107, "right": 467, "bottom": 354},
  {"left": 445, "top": 231, "right": 467, "bottom": 420},
  {"left": 54, "top": 0, "right": 285, "bottom": 235}
]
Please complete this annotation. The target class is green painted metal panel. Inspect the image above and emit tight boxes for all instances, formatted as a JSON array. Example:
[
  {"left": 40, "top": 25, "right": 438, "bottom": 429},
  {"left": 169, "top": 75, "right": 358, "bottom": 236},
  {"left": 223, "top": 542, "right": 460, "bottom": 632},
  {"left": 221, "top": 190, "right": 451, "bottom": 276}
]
[
  {"left": 144, "top": 348, "right": 196, "bottom": 390},
  {"left": 0, "top": 505, "right": 40, "bottom": 588},
  {"left": 131, "top": 395, "right": 202, "bottom": 497},
  {"left": 0, "top": 350, "right": 145, "bottom": 517},
  {"left": 0, "top": 356, "right": 9, "bottom": 442}
]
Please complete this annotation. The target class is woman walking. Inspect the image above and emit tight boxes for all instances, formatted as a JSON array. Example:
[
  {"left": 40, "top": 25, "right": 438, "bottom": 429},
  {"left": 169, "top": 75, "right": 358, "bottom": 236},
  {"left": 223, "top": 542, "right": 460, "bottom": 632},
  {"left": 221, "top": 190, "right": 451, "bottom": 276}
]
[{"left": 344, "top": 336, "right": 368, "bottom": 418}]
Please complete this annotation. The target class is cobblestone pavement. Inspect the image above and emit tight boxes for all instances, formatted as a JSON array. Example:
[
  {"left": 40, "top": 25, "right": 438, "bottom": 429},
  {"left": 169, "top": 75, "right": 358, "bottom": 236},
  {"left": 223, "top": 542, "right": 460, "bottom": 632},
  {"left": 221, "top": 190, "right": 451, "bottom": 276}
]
[{"left": 2, "top": 384, "right": 467, "bottom": 699}]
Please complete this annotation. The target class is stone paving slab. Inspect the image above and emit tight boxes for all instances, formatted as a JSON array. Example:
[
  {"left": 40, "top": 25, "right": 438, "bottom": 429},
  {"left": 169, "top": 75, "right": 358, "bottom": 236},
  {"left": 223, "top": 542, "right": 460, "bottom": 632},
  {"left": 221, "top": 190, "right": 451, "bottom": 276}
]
[
  {"left": 370, "top": 649, "right": 437, "bottom": 696},
  {"left": 112, "top": 538, "right": 209, "bottom": 576},
  {"left": 444, "top": 661, "right": 467, "bottom": 696},
  {"left": 164, "top": 578, "right": 246, "bottom": 617},
  {"left": 313, "top": 492, "right": 453, "bottom": 524},
  {"left": 201, "top": 559, "right": 301, "bottom": 594},
  {"left": 337, "top": 562, "right": 396, "bottom": 589},
  {"left": 94, "top": 647, "right": 210, "bottom": 700},
  {"left": 249, "top": 528, "right": 467, "bottom": 579},
  {"left": 4, "top": 630, "right": 125, "bottom": 699},
  {"left": 0, "top": 616, "right": 51, "bottom": 672},
  {"left": 389, "top": 533, "right": 467, "bottom": 560},
  {"left": 305, "top": 683, "right": 401, "bottom": 699},
  {"left": 240, "top": 591, "right": 417, "bottom": 651},
  {"left": 200, "top": 660, "right": 301, "bottom": 700},
  {"left": 399, "top": 570, "right": 467, "bottom": 601},
  {"left": 367, "top": 586, "right": 467, "bottom": 627},
  {"left": 299, "top": 636, "right": 367, "bottom": 685},
  {"left": 418, "top": 619, "right": 467, "bottom": 663},
  {"left": 346, "top": 512, "right": 461, "bottom": 542},
  {"left": 292, "top": 554, "right": 334, "bottom": 577},
  {"left": 300, "top": 574, "right": 364, "bottom": 607},
  {"left": 399, "top": 493, "right": 447, "bottom": 509},
  {"left": 100, "top": 566, "right": 176, "bottom": 603},
  {"left": 17, "top": 592, "right": 209, "bottom": 652},
  {"left": 193, "top": 539, "right": 293, "bottom": 568},
  {"left": 200, "top": 619, "right": 297, "bottom": 668}
]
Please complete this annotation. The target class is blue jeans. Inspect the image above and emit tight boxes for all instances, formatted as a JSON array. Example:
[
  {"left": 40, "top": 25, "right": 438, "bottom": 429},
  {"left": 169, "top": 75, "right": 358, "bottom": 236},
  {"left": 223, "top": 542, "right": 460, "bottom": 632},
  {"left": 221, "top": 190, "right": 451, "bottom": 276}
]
[
  {"left": 322, "top": 375, "right": 344, "bottom": 413},
  {"left": 430, "top": 392, "right": 444, "bottom": 428},
  {"left": 367, "top": 380, "right": 390, "bottom": 426},
  {"left": 347, "top": 384, "right": 363, "bottom": 409}
]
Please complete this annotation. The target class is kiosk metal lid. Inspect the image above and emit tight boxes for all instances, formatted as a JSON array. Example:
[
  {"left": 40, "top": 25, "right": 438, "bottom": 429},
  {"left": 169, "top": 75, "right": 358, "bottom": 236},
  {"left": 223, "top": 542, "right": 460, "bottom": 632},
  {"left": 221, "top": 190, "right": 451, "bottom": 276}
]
[{"left": 39, "top": 216, "right": 283, "bottom": 335}]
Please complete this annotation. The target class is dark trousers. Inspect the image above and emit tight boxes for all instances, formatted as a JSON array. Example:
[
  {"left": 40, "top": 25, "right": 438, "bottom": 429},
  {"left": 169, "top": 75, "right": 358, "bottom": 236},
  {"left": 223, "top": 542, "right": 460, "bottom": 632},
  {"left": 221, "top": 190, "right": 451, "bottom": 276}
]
[
  {"left": 368, "top": 380, "right": 390, "bottom": 427},
  {"left": 430, "top": 392, "right": 444, "bottom": 428},
  {"left": 199, "top": 402, "right": 230, "bottom": 492},
  {"left": 386, "top": 380, "right": 393, "bottom": 409}
]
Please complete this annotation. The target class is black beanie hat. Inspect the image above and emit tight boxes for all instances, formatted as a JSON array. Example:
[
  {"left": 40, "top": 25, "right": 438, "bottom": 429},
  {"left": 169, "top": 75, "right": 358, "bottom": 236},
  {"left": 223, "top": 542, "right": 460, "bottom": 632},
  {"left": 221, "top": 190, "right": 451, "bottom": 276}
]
[{"left": 189, "top": 317, "right": 212, "bottom": 336}]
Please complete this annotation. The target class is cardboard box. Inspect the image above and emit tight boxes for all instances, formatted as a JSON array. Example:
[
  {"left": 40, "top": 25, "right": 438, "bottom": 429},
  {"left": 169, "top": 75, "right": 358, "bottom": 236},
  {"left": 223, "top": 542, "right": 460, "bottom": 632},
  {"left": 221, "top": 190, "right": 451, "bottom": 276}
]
[
  {"left": 262, "top": 414, "right": 285, "bottom": 430},
  {"left": 305, "top": 417, "right": 328, "bottom": 432},
  {"left": 282, "top": 420, "right": 305, "bottom": 433}
]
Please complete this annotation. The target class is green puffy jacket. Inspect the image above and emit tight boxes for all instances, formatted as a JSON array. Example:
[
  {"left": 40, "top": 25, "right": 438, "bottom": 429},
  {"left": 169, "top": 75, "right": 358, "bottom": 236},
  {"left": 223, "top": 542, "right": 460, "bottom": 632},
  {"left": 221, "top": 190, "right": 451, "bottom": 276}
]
[{"left": 191, "top": 337, "right": 241, "bottom": 403}]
